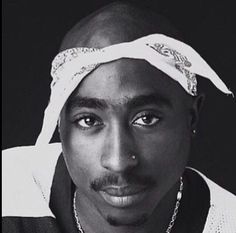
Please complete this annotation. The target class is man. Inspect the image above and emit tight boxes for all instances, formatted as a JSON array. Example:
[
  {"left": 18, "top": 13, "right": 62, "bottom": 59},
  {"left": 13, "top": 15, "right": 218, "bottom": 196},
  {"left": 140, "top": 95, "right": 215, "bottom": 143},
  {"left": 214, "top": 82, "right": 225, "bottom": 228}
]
[{"left": 2, "top": 2, "right": 236, "bottom": 233}]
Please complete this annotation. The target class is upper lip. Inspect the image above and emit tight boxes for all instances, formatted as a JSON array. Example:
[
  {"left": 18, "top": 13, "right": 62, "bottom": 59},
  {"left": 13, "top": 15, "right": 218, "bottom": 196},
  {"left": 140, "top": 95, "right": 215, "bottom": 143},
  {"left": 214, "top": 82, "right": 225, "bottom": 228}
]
[{"left": 100, "top": 185, "right": 148, "bottom": 196}]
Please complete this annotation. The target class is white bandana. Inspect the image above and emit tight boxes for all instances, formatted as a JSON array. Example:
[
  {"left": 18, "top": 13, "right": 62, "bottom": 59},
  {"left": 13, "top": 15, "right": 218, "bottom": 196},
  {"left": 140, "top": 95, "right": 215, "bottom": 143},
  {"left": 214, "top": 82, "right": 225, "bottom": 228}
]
[{"left": 36, "top": 34, "right": 233, "bottom": 146}]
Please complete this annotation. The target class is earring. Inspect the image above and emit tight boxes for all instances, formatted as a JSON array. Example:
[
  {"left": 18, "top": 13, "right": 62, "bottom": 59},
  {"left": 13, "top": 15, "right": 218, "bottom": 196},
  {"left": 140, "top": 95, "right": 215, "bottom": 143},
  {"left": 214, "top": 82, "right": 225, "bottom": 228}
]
[
  {"left": 192, "top": 129, "right": 197, "bottom": 134},
  {"left": 131, "top": 155, "right": 136, "bottom": 160}
]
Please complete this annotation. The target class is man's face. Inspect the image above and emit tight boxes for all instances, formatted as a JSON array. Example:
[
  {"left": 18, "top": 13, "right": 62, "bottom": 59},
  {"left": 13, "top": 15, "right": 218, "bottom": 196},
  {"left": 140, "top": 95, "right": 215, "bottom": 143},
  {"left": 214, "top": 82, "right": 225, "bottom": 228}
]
[{"left": 60, "top": 59, "right": 192, "bottom": 226}]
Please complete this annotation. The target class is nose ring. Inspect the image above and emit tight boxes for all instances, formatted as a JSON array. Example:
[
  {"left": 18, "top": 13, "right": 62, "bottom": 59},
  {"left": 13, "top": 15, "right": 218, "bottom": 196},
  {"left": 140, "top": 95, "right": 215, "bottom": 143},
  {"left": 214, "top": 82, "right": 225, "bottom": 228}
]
[{"left": 131, "top": 155, "right": 136, "bottom": 160}]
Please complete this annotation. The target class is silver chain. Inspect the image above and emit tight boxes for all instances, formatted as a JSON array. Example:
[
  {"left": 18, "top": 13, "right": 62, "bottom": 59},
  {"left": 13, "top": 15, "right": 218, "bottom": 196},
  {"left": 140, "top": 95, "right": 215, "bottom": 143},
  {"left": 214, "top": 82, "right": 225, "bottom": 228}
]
[
  {"left": 73, "top": 177, "right": 183, "bottom": 233},
  {"left": 166, "top": 176, "right": 183, "bottom": 233},
  {"left": 73, "top": 191, "right": 85, "bottom": 233}
]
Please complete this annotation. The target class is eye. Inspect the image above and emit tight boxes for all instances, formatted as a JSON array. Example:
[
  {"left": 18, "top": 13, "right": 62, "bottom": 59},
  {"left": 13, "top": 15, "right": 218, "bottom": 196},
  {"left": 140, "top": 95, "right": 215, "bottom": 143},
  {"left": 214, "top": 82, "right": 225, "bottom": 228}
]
[
  {"left": 75, "top": 115, "right": 102, "bottom": 129},
  {"left": 133, "top": 113, "right": 160, "bottom": 126}
]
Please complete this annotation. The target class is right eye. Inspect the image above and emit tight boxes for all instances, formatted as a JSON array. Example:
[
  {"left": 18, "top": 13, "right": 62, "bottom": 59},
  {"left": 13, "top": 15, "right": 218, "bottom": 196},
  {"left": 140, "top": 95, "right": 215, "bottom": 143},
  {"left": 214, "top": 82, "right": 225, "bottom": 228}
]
[{"left": 75, "top": 115, "right": 102, "bottom": 129}]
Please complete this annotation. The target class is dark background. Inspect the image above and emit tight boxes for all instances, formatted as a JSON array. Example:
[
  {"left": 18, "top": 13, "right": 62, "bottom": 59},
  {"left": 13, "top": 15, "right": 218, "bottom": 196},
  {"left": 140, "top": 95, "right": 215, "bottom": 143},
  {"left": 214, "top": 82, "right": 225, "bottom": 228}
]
[{"left": 2, "top": 0, "right": 236, "bottom": 194}]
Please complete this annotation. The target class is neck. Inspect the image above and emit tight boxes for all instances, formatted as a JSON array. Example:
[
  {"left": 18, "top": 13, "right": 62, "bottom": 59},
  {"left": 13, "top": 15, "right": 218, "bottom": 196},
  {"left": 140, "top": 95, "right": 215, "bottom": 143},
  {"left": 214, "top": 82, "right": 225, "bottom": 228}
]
[{"left": 74, "top": 180, "right": 183, "bottom": 233}]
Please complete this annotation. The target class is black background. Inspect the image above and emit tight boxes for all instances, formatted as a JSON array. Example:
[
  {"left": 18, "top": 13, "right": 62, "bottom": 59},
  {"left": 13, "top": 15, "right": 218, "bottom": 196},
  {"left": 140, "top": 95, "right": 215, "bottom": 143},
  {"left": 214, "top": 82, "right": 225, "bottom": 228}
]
[{"left": 2, "top": 0, "right": 236, "bottom": 194}]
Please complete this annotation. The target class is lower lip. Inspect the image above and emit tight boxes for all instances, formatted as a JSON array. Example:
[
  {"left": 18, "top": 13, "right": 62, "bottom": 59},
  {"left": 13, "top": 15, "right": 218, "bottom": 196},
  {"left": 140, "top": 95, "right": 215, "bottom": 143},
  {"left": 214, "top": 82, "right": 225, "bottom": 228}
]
[{"left": 99, "top": 190, "right": 148, "bottom": 208}]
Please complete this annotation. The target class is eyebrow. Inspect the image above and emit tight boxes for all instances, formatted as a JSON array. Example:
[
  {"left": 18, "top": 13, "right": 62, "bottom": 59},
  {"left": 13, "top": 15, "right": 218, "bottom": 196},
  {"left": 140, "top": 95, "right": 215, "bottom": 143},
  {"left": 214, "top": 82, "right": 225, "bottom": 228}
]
[
  {"left": 67, "top": 96, "right": 108, "bottom": 111},
  {"left": 126, "top": 94, "right": 172, "bottom": 109},
  {"left": 66, "top": 93, "right": 172, "bottom": 112}
]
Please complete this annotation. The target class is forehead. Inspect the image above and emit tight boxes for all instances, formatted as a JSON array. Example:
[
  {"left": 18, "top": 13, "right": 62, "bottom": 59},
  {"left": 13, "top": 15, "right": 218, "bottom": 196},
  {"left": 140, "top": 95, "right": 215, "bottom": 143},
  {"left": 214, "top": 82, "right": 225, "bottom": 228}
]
[{"left": 68, "top": 58, "right": 188, "bottom": 107}]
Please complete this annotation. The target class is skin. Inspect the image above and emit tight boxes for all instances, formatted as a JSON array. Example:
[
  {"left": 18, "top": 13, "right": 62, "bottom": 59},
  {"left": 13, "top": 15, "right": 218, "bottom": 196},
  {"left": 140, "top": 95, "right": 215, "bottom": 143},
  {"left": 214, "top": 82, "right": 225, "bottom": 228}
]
[
  {"left": 59, "top": 60, "right": 203, "bottom": 233},
  {"left": 58, "top": 2, "right": 204, "bottom": 233}
]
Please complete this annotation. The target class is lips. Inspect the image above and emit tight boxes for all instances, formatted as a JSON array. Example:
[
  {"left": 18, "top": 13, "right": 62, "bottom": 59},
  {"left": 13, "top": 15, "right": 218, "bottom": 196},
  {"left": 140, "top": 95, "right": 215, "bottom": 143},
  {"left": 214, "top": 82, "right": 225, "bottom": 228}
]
[
  {"left": 99, "top": 185, "right": 149, "bottom": 208},
  {"left": 101, "top": 185, "right": 147, "bottom": 196}
]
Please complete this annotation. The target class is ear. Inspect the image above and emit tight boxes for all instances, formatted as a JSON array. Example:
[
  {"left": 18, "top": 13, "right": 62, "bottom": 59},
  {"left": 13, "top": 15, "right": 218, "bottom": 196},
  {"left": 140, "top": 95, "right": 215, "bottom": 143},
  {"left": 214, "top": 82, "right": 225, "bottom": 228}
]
[{"left": 189, "top": 93, "right": 205, "bottom": 131}]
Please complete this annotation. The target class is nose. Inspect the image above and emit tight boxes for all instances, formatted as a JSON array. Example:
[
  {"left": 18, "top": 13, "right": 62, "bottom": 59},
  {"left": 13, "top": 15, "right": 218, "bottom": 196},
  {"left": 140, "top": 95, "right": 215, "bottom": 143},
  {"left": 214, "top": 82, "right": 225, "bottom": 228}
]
[{"left": 101, "top": 122, "right": 138, "bottom": 173}]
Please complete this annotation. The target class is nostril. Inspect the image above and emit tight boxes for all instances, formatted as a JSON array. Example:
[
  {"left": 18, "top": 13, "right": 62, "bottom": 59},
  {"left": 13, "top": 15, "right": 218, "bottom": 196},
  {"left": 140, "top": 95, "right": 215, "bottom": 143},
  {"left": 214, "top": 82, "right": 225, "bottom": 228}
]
[
  {"left": 101, "top": 124, "right": 138, "bottom": 172},
  {"left": 101, "top": 152, "right": 138, "bottom": 173}
]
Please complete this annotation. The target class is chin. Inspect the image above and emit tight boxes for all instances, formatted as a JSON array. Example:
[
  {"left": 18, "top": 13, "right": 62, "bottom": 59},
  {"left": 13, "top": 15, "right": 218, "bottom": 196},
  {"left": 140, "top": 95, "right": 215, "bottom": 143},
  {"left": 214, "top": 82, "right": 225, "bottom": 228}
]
[{"left": 95, "top": 189, "right": 158, "bottom": 227}]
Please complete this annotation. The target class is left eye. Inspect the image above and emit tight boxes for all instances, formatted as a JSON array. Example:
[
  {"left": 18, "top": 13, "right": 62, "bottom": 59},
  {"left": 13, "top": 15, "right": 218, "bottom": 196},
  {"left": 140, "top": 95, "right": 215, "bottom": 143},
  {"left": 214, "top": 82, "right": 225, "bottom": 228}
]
[{"left": 133, "top": 114, "right": 160, "bottom": 126}]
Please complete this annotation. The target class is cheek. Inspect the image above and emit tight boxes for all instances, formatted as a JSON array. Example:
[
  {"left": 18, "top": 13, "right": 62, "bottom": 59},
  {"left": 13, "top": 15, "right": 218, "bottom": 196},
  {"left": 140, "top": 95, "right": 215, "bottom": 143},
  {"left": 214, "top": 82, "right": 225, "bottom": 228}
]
[
  {"left": 137, "top": 123, "right": 190, "bottom": 180},
  {"left": 60, "top": 127, "right": 104, "bottom": 189}
]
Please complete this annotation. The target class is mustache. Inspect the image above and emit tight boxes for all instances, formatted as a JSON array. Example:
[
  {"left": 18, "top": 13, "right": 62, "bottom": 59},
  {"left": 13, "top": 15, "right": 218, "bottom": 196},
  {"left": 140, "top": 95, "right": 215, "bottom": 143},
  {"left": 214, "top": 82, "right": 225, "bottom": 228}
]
[{"left": 90, "top": 173, "right": 156, "bottom": 192}]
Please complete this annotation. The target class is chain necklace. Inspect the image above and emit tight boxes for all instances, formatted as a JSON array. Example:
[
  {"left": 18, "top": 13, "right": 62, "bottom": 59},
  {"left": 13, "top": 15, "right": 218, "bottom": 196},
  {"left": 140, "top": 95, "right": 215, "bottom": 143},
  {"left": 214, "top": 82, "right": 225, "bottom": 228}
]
[{"left": 73, "top": 177, "right": 183, "bottom": 233}]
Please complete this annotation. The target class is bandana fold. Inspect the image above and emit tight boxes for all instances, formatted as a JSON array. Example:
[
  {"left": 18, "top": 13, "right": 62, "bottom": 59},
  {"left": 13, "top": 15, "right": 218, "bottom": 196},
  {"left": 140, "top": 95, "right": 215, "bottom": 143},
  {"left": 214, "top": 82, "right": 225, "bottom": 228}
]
[{"left": 36, "top": 34, "right": 233, "bottom": 146}]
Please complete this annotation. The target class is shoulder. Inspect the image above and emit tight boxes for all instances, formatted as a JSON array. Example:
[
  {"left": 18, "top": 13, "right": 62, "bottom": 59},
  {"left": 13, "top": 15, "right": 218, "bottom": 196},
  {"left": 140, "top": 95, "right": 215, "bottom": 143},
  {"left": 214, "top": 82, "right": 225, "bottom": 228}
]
[
  {"left": 2, "top": 143, "right": 62, "bottom": 161},
  {"left": 2, "top": 216, "right": 61, "bottom": 233},
  {"left": 2, "top": 143, "right": 62, "bottom": 217},
  {"left": 204, "top": 176, "right": 236, "bottom": 233},
  {"left": 192, "top": 168, "right": 236, "bottom": 210},
  {"left": 189, "top": 168, "right": 236, "bottom": 233},
  {"left": 2, "top": 143, "right": 62, "bottom": 173}
]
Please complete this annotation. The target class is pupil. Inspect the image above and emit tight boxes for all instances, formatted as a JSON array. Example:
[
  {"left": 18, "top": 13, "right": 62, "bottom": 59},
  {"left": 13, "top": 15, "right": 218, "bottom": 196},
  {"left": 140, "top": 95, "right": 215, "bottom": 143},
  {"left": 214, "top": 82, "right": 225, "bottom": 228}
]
[
  {"left": 143, "top": 116, "right": 152, "bottom": 124},
  {"left": 85, "top": 117, "right": 94, "bottom": 125}
]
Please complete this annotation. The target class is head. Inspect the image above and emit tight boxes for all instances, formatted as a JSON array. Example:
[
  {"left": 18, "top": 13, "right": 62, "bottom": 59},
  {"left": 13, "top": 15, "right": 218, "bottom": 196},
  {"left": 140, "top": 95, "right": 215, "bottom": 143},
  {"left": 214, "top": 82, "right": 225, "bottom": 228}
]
[{"left": 58, "top": 1, "right": 204, "bottom": 228}]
